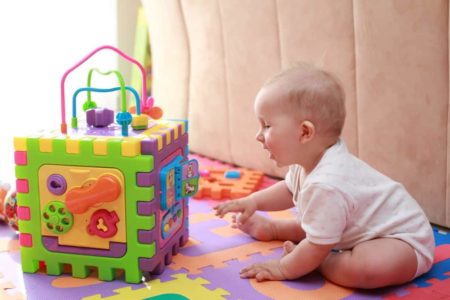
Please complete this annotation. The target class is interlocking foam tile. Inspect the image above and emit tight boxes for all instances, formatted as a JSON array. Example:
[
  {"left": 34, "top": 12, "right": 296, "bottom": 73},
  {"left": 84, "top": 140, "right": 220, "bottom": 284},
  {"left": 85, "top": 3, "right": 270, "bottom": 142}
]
[
  {"left": 199, "top": 248, "right": 353, "bottom": 300},
  {"left": 0, "top": 271, "right": 26, "bottom": 300},
  {"left": 196, "top": 248, "right": 348, "bottom": 300},
  {"left": 171, "top": 239, "right": 282, "bottom": 274},
  {"left": 23, "top": 272, "right": 134, "bottom": 300},
  {"left": 1, "top": 154, "right": 450, "bottom": 299},
  {"left": 191, "top": 154, "right": 276, "bottom": 201},
  {"left": 82, "top": 274, "right": 229, "bottom": 300},
  {"left": 412, "top": 231, "right": 450, "bottom": 288},
  {"left": 434, "top": 227, "right": 450, "bottom": 246},
  {"left": 384, "top": 274, "right": 450, "bottom": 299},
  {"left": 193, "top": 166, "right": 264, "bottom": 200}
]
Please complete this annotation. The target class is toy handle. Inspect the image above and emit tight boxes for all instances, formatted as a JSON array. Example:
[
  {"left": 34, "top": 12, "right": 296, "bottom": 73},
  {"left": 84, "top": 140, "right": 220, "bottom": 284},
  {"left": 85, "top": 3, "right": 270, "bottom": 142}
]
[{"left": 60, "top": 45, "right": 150, "bottom": 134}]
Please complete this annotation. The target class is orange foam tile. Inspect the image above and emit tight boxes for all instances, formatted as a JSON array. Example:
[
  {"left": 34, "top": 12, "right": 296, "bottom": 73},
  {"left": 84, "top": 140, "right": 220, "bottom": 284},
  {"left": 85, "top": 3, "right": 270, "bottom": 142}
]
[
  {"left": 194, "top": 167, "right": 264, "bottom": 200},
  {"left": 171, "top": 240, "right": 282, "bottom": 274}
]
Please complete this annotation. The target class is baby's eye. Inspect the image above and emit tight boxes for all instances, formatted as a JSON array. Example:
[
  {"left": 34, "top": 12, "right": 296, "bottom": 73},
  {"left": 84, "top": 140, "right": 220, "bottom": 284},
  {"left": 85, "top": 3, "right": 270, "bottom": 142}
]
[{"left": 263, "top": 124, "right": 271, "bottom": 129}]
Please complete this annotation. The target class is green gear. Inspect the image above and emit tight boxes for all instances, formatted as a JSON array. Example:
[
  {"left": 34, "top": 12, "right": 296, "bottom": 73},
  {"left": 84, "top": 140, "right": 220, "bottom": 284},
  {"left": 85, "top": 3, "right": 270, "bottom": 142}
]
[{"left": 42, "top": 201, "right": 73, "bottom": 234}]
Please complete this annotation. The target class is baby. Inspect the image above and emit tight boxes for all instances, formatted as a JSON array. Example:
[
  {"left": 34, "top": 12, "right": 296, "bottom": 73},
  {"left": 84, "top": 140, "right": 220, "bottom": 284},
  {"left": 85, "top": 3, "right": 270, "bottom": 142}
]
[{"left": 214, "top": 64, "right": 435, "bottom": 289}]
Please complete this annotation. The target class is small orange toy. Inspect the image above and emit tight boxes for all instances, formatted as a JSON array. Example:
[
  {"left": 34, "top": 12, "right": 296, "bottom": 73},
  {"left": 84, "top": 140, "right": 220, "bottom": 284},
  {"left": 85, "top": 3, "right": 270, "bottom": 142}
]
[{"left": 193, "top": 167, "right": 264, "bottom": 200}]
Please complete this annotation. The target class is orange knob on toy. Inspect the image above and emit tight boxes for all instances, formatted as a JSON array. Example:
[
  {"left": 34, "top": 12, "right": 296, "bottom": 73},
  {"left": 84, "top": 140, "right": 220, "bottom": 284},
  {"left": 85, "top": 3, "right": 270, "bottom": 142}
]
[{"left": 65, "top": 175, "right": 121, "bottom": 214}]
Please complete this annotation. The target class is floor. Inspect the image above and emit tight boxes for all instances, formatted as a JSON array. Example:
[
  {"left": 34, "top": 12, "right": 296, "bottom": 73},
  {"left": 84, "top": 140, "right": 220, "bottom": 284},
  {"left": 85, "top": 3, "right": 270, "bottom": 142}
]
[{"left": 1, "top": 155, "right": 449, "bottom": 300}]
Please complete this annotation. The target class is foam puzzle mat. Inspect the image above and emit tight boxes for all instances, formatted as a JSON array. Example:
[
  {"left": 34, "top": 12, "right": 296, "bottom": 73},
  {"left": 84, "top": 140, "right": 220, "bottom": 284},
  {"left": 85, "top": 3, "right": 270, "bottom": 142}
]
[{"left": 1, "top": 154, "right": 449, "bottom": 300}]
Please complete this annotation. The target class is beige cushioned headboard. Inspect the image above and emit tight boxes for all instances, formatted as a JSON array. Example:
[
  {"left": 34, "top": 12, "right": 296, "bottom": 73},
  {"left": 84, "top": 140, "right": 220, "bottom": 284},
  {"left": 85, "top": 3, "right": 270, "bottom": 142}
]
[{"left": 141, "top": 0, "right": 450, "bottom": 228}]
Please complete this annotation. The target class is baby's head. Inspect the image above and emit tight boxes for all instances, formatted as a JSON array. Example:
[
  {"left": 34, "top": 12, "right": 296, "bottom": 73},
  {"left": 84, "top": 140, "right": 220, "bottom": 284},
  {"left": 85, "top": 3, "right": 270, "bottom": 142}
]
[
  {"left": 254, "top": 64, "right": 346, "bottom": 168},
  {"left": 264, "top": 63, "right": 346, "bottom": 137}
]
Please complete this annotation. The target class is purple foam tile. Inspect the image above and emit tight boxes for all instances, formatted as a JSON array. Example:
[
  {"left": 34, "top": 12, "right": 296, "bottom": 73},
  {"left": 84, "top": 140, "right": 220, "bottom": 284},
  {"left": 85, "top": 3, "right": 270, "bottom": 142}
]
[
  {"left": 0, "top": 223, "right": 18, "bottom": 238},
  {"left": 341, "top": 292, "right": 387, "bottom": 300},
  {"left": 22, "top": 272, "right": 140, "bottom": 300},
  {"left": 189, "top": 199, "right": 213, "bottom": 213},
  {"left": 197, "top": 249, "right": 328, "bottom": 300},
  {"left": 145, "top": 265, "right": 189, "bottom": 283},
  {"left": 342, "top": 283, "right": 412, "bottom": 300},
  {"left": 282, "top": 270, "right": 325, "bottom": 291},
  {"left": 10, "top": 248, "right": 22, "bottom": 264},
  {"left": 196, "top": 253, "right": 283, "bottom": 300},
  {"left": 0, "top": 251, "right": 25, "bottom": 294},
  {"left": 181, "top": 218, "right": 256, "bottom": 256}
]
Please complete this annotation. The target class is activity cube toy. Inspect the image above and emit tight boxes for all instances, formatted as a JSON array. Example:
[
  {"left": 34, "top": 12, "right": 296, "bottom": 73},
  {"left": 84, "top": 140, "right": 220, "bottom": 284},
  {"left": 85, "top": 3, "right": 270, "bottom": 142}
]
[{"left": 13, "top": 45, "right": 199, "bottom": 283}]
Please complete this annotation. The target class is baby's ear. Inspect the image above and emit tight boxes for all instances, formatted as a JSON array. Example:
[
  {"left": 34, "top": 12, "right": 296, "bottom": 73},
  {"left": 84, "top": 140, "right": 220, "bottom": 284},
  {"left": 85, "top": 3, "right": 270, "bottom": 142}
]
[{"left": 299, "top": 120, "right": 315, "bottom": 143}]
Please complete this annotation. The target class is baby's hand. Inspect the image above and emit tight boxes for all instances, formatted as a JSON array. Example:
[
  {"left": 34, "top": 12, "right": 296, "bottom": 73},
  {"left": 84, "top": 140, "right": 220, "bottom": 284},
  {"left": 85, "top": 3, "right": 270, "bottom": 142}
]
[
  {"left": 213, "top": 198, "right": 257, "bottom": 224},
  {"left": 240, "top": 259, "right": 286, "bottom": 282}
]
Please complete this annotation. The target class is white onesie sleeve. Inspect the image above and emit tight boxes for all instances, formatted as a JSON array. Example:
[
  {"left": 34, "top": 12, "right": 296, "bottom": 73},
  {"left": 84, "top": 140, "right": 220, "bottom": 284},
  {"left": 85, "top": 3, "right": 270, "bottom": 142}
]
[{"left": 299, "top": 184, "right": 349, "bottom": 245}]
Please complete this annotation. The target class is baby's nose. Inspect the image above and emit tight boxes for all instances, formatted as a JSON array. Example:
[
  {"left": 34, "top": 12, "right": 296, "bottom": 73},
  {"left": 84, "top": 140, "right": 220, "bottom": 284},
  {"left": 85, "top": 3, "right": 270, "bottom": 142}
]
[{"left": 255, "top": 132, "right": 264, "bottom": 142}]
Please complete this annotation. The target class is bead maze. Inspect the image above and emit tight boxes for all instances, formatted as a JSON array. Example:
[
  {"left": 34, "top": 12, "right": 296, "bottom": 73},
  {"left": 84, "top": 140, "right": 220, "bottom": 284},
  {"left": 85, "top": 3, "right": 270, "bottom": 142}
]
[{"left": 13, "top": 45, "right": 199, "bottom": 283}]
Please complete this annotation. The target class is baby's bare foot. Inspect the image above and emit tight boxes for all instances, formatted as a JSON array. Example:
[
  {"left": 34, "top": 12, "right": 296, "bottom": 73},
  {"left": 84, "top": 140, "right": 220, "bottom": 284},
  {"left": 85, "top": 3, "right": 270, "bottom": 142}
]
[{"left": 233, "top": 213, "right": 276, "bottom": 241}]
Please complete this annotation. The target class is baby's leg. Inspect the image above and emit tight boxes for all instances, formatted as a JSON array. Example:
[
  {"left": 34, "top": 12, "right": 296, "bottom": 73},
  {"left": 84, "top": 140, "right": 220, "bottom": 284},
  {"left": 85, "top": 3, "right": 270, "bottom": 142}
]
[
  {"left": 319, "top": 238, "right": 417, "bottom": 289},
  {"left": 234, "top": 213, "right": 305, "bottom": 242}
]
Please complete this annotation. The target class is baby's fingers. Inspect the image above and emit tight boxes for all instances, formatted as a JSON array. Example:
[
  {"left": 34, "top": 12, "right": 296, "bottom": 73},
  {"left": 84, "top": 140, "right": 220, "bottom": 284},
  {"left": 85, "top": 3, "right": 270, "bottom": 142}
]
[
  {"left": 231, "top": 213, "right": 241, "bottom": 228},
  {"left": 237, "top": 209, "right": 252, "bottom": 224},
  {"left": 214, "top": 201, "right": 239, "bottom": 217},
  {"left": 240, "top": 264, "right": 258, "bottom": 279},
  {"left": 213, "top": 204, "right": 228, "bottom": 217}
]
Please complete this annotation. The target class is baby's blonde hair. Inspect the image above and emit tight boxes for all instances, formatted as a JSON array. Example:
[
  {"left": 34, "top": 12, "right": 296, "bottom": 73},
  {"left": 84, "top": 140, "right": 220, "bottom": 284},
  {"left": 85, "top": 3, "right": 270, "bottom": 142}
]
[{"left": 264, "top": 63, "right": 346, "bottom": 137}]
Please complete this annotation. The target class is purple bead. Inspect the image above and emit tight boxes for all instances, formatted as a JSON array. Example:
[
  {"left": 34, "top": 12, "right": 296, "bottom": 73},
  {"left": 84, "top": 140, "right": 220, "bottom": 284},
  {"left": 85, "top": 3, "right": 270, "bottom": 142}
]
[{"left": 86, "top": 108, "right": 114, "bottom": 127}]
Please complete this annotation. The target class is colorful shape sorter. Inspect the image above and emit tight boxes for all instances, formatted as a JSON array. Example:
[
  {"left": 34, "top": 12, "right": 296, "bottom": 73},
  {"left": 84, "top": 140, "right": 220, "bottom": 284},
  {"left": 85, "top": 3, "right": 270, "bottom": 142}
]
[{"left": 13, "top": 45, "right": 199, "bottom": 283}]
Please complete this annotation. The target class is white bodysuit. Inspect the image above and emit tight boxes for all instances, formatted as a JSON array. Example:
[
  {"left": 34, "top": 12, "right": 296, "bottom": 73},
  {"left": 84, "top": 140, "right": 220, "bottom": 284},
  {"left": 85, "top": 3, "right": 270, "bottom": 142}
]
[{"left": 285, "top": 139, "right": 435, "bottom": 278}]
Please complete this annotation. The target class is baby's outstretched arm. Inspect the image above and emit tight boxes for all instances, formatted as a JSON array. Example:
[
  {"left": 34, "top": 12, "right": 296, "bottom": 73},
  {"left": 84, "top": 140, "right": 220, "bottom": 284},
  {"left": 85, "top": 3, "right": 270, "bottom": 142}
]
[
  {"left": 240, "top": 239, "right": 335, "bottom": 282},
  {"left": 214, "top": 180, "right": 294, "bottom": 223}
]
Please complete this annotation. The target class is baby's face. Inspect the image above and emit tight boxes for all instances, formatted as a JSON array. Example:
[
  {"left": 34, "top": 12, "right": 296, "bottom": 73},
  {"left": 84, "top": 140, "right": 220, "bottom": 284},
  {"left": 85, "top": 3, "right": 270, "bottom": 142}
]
[{"left": 254, "top": 85, "right": 302, "bottom": 167}]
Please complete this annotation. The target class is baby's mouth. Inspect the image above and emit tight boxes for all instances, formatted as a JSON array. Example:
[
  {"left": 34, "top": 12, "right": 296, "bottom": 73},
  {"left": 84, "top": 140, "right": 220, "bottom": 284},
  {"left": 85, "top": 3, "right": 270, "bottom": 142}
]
[
  {"left": 262, "top": 145, "right": 274, "bottom": 159},
  {"left": 265, "top": 149, "right": 274, "bottom": 159}
]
